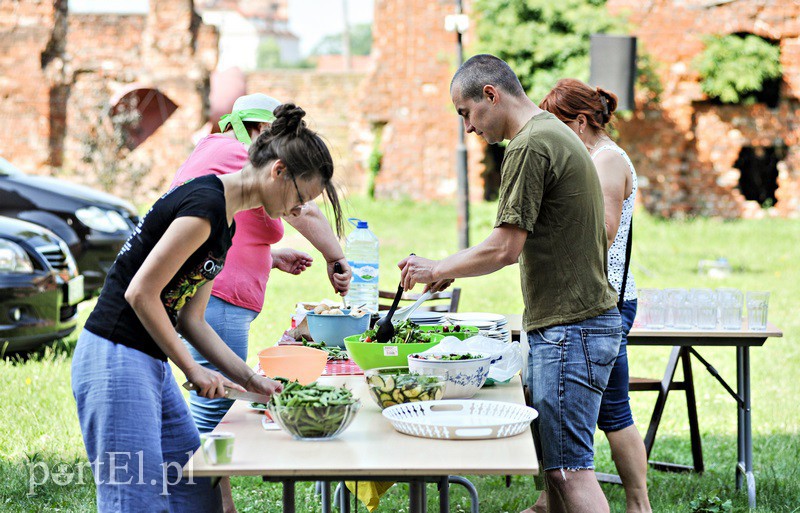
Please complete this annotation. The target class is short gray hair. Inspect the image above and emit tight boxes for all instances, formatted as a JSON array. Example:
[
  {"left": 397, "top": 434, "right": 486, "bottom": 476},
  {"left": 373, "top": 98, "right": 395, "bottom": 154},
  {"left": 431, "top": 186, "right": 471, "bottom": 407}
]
[{"left": 451, "top": 54, "right": 526, "bottom": 101}]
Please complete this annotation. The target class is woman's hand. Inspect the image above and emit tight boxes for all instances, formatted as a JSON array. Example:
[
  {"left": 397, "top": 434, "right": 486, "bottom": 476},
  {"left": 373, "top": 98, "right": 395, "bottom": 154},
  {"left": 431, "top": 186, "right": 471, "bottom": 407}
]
[
  {"left": 185, "top": 364, "right": 244, "bottom": 399},
  {"left": 246, "top": 374, "right": 284, "bottom": 399},
  {"left": 272, "top": 248, "right": 313, "bottom": 275},
  {"left": 327, "top": 258, "right": 351, "bottom": 296}
]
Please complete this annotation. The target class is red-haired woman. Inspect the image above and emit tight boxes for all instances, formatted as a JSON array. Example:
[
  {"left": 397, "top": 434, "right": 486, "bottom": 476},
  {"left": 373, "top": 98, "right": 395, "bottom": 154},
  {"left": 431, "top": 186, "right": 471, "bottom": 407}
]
[{"left": 534, "top": 78, "right": 651, "bottom": 513}]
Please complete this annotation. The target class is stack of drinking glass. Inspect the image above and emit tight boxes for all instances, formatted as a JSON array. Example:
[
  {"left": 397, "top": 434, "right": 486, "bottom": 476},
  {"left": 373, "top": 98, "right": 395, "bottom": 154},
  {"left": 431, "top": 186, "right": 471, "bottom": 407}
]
[{"left": 636, "top": 288, "right": 770, "bottom": 331}]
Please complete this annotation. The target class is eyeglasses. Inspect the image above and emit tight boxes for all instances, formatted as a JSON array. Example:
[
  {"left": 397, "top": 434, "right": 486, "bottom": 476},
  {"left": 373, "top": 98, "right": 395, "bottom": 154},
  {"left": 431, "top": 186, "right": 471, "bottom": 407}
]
[{"left": 290, "top": 173, "right": 306, "bottom": 207}]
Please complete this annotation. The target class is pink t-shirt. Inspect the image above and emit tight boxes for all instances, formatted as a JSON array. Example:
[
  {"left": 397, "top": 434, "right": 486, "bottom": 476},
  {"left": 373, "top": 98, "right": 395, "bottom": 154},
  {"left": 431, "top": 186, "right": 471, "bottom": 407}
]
[{"left": 171, "top": 134, "right": 284, "bottom": 312}]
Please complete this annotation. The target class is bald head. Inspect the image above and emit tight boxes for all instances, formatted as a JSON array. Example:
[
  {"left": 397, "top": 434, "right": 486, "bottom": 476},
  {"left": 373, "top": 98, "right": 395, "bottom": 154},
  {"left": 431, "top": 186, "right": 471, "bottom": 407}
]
[{"left": 450, "top": 54, "right": 527, "bottom": 101}]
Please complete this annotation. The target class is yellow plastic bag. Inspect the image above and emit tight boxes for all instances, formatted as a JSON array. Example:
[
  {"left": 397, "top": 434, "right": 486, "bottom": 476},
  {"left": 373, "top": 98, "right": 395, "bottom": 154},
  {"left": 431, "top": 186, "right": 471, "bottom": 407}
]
[{"left": 344, "top": 481, "right": 395, "bottom": 512}]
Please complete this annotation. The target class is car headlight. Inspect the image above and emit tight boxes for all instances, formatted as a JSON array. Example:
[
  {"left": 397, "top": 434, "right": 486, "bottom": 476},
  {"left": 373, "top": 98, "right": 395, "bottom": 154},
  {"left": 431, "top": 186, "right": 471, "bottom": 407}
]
[
  {"left": 0, "top": 239, "right": 35, "bottom": 273},
  {"left": 75, "top": 207, "right": 131, "bottom": 233}
]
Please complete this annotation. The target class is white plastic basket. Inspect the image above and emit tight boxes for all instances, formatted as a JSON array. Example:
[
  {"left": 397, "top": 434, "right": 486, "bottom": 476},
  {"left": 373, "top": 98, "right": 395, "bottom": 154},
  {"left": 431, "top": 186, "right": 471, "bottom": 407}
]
[{"left": 382, "top": 400, "right": 538, "bottom": 440}]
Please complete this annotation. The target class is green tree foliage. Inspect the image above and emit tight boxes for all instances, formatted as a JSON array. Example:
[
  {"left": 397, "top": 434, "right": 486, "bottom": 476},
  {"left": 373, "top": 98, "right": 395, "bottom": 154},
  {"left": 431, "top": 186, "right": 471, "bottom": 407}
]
[
  {"left": 312, "top": 23, "right": 372, "bottom": 56},
  {"left": 473, "top": 0, "right": 626, "bottom": 102},
  {"left": 694, "top": 34, "right": 782, "bottom": 104}
]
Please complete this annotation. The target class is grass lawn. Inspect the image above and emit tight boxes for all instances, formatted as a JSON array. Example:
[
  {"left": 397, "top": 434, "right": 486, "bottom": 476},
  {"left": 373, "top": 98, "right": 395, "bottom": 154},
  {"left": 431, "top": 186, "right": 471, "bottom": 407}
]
[{"left": 1, "top": 195, "right": 798, "bottom": 512}]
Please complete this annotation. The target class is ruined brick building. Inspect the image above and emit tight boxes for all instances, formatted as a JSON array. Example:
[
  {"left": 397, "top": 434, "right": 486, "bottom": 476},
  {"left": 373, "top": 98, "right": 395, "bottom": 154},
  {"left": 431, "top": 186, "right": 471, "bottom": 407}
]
[
  {"left": 608, "top": 0, "right": 800, "bottom": 218},
  {"left": 2, "top": 0, "right": 797, "bottom": 218},
  {"left": 359, "top": 0, "right": 800, "bottom": 218},
  {"left": 0, "top": 0, "right": 217, "bottom": 198}
]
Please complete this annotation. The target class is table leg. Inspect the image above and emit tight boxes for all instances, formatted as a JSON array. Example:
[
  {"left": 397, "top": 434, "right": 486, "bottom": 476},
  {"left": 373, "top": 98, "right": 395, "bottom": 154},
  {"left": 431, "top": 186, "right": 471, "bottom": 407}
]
[
  {"left": 682, "top": 348, "right": 704, "bottom": 473},
  {"left": 282, "top": 479, "right": 295, "bottom": 513},
  {"left": 320, "top": 480, "right": 331, "bottom": 513},
  {"left": 438, "top": 476, "right": 450, "bottom": 513},
  {"left": 643, "top": 346, "right": 682, "bottom": 455},
  {"left": 340, "top": 482, "right": 351, "bottom": 513},
  {"left": 408, "top": 479, "right": 426, "bottom": 513},
  {"left": 736, "top": 346, "right": 756, "bottom": 508}
]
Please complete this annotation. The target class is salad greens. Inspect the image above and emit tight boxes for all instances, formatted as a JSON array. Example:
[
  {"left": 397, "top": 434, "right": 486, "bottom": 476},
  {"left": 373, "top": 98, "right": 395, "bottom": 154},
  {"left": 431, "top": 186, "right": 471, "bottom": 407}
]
[
  {"left": 301, "top": 339, "right": 349, "bottom": 360},
  {"left": 359, "top": 320, "right": 435, "bottom": 344}
]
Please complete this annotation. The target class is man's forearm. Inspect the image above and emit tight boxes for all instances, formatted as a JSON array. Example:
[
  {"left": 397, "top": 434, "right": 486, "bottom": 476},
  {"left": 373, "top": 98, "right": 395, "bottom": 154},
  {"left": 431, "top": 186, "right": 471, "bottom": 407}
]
[{"left": 434, "top": 240, "right": 517, "bottom": 281}]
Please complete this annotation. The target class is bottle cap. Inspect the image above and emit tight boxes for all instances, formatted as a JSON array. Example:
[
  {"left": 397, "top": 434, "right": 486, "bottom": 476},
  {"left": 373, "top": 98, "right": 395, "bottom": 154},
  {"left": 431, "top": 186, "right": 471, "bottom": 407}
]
[{"left": 349, "top": 217, "right": 369, "bottom": 229}]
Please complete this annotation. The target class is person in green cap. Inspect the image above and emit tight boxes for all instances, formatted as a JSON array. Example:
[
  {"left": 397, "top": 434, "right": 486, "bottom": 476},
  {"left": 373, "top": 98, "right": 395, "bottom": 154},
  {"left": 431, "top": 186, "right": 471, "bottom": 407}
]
[{"left": 172, "top": 94, "right": 351, "bottom": 513}]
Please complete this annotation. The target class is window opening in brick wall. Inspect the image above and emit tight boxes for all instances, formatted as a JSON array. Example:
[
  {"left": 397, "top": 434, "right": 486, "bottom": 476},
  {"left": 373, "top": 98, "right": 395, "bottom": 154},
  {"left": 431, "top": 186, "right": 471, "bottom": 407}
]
[
  {"left": 734, "top": 145, "right": 784, "bottom": 208},
  {"left": 481, "top": 143, "right": 505, "bottom": 201}
]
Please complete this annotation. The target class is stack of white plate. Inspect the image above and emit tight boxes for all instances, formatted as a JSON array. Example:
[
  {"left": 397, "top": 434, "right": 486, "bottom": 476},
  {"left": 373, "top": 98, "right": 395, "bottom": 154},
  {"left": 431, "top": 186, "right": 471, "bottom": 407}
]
[
  {"left": 379, "top": 310, "right": 444, "bottom": 325},
  {"left": 444, "top": 313, "right": 513, "bottom": 341},
  {"left": 409, "top": 311, "right": 445, "bottom": 325}
]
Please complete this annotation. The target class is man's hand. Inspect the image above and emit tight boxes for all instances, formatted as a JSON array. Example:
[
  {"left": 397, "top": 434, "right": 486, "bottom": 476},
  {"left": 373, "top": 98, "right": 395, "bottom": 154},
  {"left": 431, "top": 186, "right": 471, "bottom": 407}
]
[
  {"left": 398, "top": 255, "right": 440, "bottom": 291},
  {"left": 328, "top": 258, "right": 351, "bottom": 296},
  {"left": 424, "top": 279, "right": 454, "bottom": 293},
  {"left": 272, "top": 248, "right": 313, "bottom": 275}
]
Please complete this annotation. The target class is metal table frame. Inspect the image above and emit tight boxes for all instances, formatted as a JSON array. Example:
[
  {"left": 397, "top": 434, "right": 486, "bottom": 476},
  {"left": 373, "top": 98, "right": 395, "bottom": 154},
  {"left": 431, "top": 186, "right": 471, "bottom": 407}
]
[
  {"left": 509, "top": 313, "right": 782, "bottom": 509},
  {"left": 625, "top": 327, "right": 782, "bottom": 509}
]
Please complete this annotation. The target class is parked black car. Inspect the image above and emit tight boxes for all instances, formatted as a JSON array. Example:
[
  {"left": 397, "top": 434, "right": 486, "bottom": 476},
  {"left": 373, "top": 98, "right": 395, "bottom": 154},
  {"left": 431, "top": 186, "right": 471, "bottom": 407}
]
[
  {"left": 0, "top": 215, "right": 83, "bottom": 353},
  {"left": 0, "top": 157, "right": 139, "bottom": 298}
]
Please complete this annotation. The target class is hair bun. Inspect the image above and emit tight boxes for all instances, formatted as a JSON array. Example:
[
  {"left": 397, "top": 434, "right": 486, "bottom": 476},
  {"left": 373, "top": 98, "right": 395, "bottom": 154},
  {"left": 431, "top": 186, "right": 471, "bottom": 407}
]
[
  {"left": 595, "top": 87, "right": 618, "bottom": 123},
  {"left": 271, "top": 103, "right": 306, "bottom": 137}
]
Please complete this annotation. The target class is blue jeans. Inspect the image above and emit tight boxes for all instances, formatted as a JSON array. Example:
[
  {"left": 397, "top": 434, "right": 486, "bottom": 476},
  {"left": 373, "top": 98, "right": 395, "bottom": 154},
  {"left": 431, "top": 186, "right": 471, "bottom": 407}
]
[
  {"left": 527, "top": 308, "right": 622, "bottom": 471},
  {"left": 597, "top": 299, "right": 638, "bottom": 432},
  {"left": 71, "top": 329, "right": 221, "bottom": 513},
  {"left": 186, "top": 296, "right": 258, "bottom": 433}
]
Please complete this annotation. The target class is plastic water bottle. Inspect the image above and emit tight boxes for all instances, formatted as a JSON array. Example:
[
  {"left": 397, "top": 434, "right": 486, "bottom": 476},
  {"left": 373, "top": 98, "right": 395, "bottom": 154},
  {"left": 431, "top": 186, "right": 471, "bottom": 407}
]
[{"left": 345, "top": 218, "right": 379, "bottom": 313}]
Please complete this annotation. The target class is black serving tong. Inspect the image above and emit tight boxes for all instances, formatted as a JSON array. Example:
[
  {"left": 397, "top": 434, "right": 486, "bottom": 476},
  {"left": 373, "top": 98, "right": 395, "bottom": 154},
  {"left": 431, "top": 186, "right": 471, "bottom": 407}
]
[{"left": 375, "top": 282, "right": 404, "bottom": 343}]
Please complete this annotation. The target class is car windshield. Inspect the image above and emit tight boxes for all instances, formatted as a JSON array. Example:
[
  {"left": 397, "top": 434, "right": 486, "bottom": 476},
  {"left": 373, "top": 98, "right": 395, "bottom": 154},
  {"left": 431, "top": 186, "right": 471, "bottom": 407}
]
[{"left": 0, "top": 157, "right": 23, "bottom": 177}]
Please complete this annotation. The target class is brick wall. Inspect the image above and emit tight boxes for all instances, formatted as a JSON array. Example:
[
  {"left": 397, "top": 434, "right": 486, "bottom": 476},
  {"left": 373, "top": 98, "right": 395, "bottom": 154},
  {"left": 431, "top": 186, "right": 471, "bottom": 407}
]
[
  {"left": 358, "top": 0, "right": 485, "bottom": 201},
  {"left": 0, "top": 0, "right": 216, "bottom": 204},
  {"left": 0, "top": 0, "right": 66, "bottom": 171},
  {"left": 608, "top": 0, "right": 800, "bottom": 218},
  {"left": 246, "top": 70, "right": 366, "bottom": 193}
]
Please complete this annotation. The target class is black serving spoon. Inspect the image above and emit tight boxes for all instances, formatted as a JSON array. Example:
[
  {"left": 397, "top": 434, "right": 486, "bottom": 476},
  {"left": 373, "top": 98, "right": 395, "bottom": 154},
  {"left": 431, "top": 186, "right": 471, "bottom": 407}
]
[
  {"left": 375, "top": 282, "right": 404, "bottom": 343},
  {"left": 333, "top": 261, "right": 349, "bottom": 310}
]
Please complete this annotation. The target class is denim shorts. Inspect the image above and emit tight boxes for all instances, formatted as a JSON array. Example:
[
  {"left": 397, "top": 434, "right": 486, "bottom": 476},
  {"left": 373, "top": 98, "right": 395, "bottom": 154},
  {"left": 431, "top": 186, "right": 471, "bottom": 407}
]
[
  {"left": 185, "top": 296, "right": 259, "bottom": 433},
  {"left": 527, "top": 308, "right": 622, "bottom": 471},
  {"left": 72, "top": 329, "right": 222, "bottom": 513},
  {"left": 597, "top": 299, "right": 638, "bottom": 432}
]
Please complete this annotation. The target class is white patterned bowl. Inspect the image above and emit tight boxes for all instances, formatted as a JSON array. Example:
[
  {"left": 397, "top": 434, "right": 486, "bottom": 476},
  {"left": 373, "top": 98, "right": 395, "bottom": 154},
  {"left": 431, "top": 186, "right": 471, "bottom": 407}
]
[{"left": 407, "top": 353, "right": 492, "bottom": 399}]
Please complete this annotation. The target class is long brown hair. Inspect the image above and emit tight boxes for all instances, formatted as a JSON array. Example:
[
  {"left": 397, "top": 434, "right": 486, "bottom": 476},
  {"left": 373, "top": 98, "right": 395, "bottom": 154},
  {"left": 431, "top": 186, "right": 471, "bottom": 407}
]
[
  {"left": 248, "top": 104, "right": 344, "bottom": 237},
  {"left": 539, "top": 78, "right": 618, "bottom": 133}
]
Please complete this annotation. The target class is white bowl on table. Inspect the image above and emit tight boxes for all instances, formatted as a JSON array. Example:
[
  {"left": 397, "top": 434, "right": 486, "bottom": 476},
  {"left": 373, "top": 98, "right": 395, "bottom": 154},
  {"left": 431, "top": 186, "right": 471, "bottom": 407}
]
[{"left": 407, "top": 353, "right": 492, "bottom": 399}]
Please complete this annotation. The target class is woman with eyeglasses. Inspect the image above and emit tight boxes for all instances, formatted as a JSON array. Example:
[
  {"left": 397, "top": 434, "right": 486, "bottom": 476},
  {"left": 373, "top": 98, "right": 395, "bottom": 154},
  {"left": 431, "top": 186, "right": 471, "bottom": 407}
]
[
  {"left": 171, "top": 93, "right": 350, "bottom": 513},
  {"left": 71, "top": 104, "right": 344, "bottom": 513}
]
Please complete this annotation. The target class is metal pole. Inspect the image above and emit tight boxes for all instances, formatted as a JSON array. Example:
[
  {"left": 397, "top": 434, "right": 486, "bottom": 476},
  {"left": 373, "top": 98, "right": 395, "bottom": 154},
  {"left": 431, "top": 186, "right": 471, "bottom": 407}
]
[{"left": 455, "top": 0, "right": 470, "bottom": 249}]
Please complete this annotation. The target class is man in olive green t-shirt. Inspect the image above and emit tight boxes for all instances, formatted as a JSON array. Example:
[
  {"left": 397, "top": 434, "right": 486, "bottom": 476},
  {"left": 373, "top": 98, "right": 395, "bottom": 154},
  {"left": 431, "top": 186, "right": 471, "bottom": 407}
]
[{"left": 398, "top": 54, "right": 621, "bottom": 513}]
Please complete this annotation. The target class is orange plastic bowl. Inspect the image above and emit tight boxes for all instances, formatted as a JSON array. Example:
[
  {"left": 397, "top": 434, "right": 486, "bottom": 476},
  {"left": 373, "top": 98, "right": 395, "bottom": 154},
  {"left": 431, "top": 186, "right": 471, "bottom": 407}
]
[{"left": 257, "top": 346, "right": 328, "bottom": 385}]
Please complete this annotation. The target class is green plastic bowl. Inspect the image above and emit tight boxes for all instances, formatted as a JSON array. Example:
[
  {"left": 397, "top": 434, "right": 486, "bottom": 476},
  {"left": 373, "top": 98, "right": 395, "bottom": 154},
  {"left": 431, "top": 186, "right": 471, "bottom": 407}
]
[
  {"left": 344, "top": 333, "right": 444, "bottom": 370},
  {"left": 416, "top": 325, "right": 479, "bottom": 340}
]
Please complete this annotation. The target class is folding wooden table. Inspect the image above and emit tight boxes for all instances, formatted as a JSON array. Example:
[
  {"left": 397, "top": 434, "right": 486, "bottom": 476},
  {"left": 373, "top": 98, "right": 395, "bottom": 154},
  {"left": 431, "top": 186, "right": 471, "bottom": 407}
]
[{"left": 184, "top": 375, "right": 538, "bottom": 513}]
